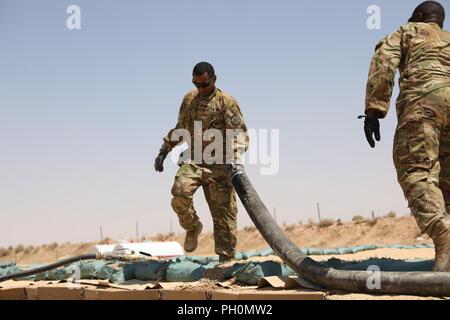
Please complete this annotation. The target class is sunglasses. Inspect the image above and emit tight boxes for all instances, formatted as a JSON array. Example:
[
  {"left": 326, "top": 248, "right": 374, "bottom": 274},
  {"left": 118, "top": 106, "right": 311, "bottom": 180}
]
[{"left": 192, "top": 76, "right": 215, "bottom": 88}]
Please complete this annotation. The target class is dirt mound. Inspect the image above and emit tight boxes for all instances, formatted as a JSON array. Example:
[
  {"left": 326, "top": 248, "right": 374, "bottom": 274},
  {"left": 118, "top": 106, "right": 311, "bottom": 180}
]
[
  {"left": 166, "top": 215, "right": 430, "bottom": 255},
  {"left": 0, "top": 215, "right": 430, "bottom": 264}
]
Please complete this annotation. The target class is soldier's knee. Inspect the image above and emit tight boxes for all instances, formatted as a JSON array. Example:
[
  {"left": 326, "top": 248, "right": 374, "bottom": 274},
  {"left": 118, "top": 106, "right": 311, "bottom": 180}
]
[
  {"left": 398, "top": 170, "right": 431, "bottom": 193},
  {"left": 408, "top": 180, "right": 445, "bottom": 211},
  {"left": 403, "top": 179, "right": 428, "bottom": 204},
  {"left": 171, "top": 195, "right": 191, "bottom": 211}
]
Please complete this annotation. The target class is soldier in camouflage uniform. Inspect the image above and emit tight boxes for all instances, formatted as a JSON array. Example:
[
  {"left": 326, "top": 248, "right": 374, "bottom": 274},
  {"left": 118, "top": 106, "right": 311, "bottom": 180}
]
[
  {"left": 154, "top": 62, "right": 249, "bottom": 262},
  {"left": 362, "top": 1, "right": 450, "bottom": 271}
]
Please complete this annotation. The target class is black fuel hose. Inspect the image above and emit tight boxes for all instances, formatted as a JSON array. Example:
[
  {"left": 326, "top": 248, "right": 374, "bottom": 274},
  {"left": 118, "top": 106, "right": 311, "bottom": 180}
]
[
  {"left": 0, "top": 253, "right": 127, "bottom": 283},
  {"left": 230, "top": 165, "right": 450, "bottom": 297}
]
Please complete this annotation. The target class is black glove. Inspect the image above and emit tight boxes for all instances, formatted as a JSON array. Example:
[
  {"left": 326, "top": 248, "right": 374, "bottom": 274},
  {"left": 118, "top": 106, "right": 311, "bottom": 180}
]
[
  {"left": 154, "top": 146, "right": 169, "bottom": 172},
  {"left": 358, "top": 114, "right": 380, "bottom": 148}
]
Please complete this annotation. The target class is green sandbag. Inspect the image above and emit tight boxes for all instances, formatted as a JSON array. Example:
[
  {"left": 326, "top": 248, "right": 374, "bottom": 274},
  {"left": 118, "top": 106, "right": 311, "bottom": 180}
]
[
  {"left": 282, "top": 265, "right": 296, "bottom": 276},
  {"left": 165, "top": 261, "right": 211, "bottom": 282},
  {"left": 29, "top": 266, "right": 72, "bottom": 281},
  {"left": 44, "top": 268, "right": 72, "bottom": 281},
  {"left": 94, "top": 264, "right": 120, "bottom": 280},
  {"left": 324, "top": 257, "right": 434, "bottom": 272},
  {"left": 233, "top": 261, "right": 288, "bottom": 285},
  {"left": 39, "top": 260, "right": 121, "bottom": 282},
  {"left": 61, "top": 260, "right": 134, "bottom": 283},
  {"left": 233, "top": 263, "right": 260, "bottom": 285},
  {"left": 0, "top": 265, "right": 21, "bottom": 278},
  {"left": 0, "top": 262, "right": 16, "bottom": 269},
  {"left": 78, "top": 260, "right": 108, "bottom": 279},
  {"left": 185, "top": 256, "right": 219, "bottom": 264},
  {"left": 300, "top": 248, "right": 309, "bottom": 255},
  {"left": 260, "top": 248, "right": 274, "bottom": 257},
  {"left": 223, "top": 263, "right": 246, "bottom": 279},
  {"left": 388, "top": 244, "right": 404, "bottom": 249},
  {"left": 133, "top": 261, "right": 168, "bottom": 281},
  {"left": 308, "top": 248, "right": 323, "bottom": 255},
  {"left": 322, "top": 249, "right": 339, "bottom": 255},
  {"left": 234, "top": 252, "right": 244, "bottom": 260},
  {"left": 336, "top": 247, "right": 353, "bottom": 254},
  {"left": 241, "top": 250, "right": 260, "bottom": 259},
  {"left": 350, "top": 245, "right": 368, "bottom": 253},
  {"left": 107, "top": 267, "right": 132, "bottom": 283}
]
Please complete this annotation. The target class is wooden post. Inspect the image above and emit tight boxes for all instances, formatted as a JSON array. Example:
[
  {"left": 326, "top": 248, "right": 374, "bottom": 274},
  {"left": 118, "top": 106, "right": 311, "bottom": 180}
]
[
  {"left": 136, "top": 222, "right": 139, "bottom": 242},
  {"left": 317, "top": 202, "right": 321, "bottom": 222}
]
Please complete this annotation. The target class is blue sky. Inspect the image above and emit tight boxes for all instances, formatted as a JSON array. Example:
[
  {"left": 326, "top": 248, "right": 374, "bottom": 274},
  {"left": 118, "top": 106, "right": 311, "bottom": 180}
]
[{"left": 1, "top": 0, "right": 448, "bottom": 247}]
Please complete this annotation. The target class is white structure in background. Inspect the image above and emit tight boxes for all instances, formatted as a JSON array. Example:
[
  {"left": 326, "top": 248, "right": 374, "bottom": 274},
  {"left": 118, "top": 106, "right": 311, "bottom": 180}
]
[
  {"left": 90, "top": 241, "right": 184, "bottom": 258},
  {"left": 89, "top": 244, "right": 116, "bottom": 255}
]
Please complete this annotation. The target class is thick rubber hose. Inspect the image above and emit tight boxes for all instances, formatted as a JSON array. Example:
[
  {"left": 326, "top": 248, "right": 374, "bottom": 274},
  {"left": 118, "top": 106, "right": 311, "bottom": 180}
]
[
  {"left": 0, "top": 253, "right": 125, "bottom": 283},
  {"left": 230, "top": 166, "right": 450, "bottom": 297}
]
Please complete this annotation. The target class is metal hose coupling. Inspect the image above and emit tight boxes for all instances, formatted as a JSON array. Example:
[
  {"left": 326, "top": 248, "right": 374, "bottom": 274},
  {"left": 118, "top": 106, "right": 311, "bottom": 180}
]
[{"left": 226, "top": 161, "right": 245, "bottom": 180}]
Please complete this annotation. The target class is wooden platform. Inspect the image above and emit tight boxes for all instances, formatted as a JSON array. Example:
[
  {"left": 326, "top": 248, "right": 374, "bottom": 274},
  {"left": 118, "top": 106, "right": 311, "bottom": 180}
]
[{"left": 0, "top": 279, "right": 325, "bottom": 300}]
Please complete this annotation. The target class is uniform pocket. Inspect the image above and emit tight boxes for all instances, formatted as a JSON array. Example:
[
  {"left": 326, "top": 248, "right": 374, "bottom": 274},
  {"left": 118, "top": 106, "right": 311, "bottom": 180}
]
[
  {"left": 393, "top": 125, "right": 411, "bottom": 169},
  {"left": 394, "top": 106, "right": 441, "bottom": 170}
]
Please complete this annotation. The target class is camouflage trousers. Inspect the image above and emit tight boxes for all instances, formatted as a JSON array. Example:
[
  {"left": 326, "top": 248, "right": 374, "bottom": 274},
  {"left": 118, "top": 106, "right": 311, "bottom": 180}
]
[
  {"left": 170, "top": 163, "right": 237, "bottom": 259},
  {"left": 394, "top": 87, "right": 450, "bottom": 237}
]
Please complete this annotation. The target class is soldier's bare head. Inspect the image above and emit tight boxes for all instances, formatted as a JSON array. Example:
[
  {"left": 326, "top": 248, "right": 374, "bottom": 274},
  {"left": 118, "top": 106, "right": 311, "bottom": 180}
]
[
  {"left": 408, "top": 1, "right": 445, "bottom": 28},
  {"left": 192, "top": 62, "right": 217, "bottom": 97}
]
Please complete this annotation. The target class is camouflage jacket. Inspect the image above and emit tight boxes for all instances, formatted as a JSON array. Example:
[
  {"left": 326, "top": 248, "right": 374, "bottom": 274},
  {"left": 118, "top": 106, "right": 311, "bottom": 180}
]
[
  {"left": 160, "top": 88, "right": 249, "bottom": 165},
  {"left": 365, "top": 22, "right": 450, "bottom": 119}
]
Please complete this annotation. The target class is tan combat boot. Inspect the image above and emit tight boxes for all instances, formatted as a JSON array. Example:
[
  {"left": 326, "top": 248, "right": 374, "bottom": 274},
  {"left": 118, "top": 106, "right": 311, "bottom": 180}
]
[
  {"left": 184, "top": 221, "right": 203, "bottom": 252},
  {"left": 431, "top": 221, "right": 450, "bottom": 272}
]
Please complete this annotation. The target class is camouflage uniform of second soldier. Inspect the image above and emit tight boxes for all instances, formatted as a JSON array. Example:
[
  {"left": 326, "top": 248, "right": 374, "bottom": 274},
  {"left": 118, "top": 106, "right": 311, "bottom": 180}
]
[
  {"left": 365, "top": 22, "right": 450, "bottom": 253},
  {"left": 159, "top": 88, "right": 249, "bottom": 261}
]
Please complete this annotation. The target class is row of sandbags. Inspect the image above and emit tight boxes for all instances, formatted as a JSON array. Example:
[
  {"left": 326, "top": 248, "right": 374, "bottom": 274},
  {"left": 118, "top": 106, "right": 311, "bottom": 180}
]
[
  {"left": 2, "top": 256, "right": 435, "bottom": 285},
  {"left": 0, "top": 258, "right": 295, "bottom": 285},
  {"left": 1, "top": 244, "right": 435, "bottom": 285}
]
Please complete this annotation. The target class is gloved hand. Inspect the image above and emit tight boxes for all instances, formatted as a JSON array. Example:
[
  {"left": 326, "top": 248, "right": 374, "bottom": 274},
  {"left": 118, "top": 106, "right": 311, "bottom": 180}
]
[
  {"left": 358, "top": 114, "right": 381, "bottom": 148},
  {"left": 154, "top": 146, "right": 169, "bottom": 172}
]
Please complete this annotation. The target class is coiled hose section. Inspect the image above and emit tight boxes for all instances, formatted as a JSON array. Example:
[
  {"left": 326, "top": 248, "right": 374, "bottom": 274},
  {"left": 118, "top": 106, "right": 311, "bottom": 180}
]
[{"left": 230, "top": 166, "right": 450, "bottom": 297}]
